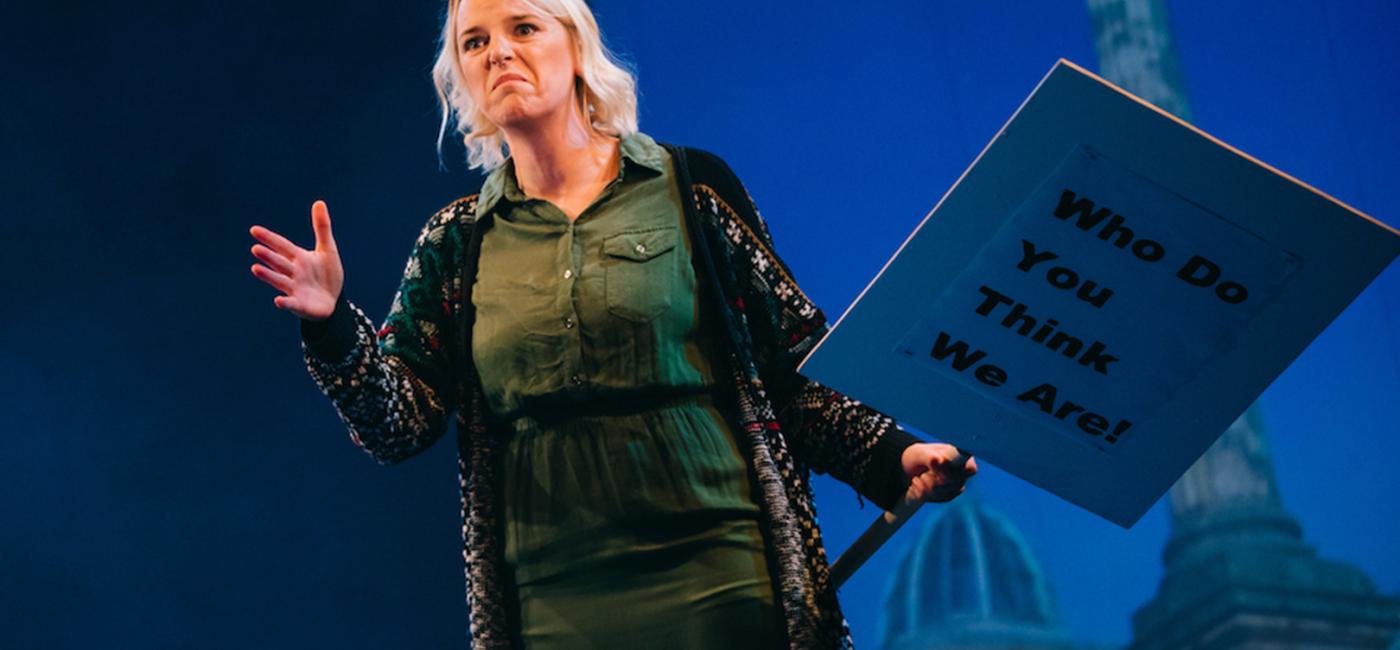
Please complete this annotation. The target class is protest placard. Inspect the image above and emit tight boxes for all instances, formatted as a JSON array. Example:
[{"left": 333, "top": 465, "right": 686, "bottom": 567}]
[{"left": 798, "top": 60, "right": 1399, "bottom": 527}]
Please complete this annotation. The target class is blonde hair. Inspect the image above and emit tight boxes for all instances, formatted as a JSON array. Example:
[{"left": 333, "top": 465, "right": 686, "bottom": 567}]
[{"left": 431, "top": 0, "right": 639, "bottom": 171}]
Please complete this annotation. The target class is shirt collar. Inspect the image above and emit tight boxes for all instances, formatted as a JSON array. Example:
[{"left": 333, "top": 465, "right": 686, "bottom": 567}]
[{"left": 477, "top": 131, "right": 666, "bottom": 217}]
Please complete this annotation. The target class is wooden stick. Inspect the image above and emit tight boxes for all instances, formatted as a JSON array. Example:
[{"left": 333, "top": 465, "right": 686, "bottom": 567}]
[{"left": 828, "top": 451, "right": 968, "bottom": 589}]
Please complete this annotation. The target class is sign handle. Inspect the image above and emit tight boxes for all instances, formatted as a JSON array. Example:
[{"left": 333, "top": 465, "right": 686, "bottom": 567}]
[{"left": 828, "top": 450, "right": 969, "bottom": 589}]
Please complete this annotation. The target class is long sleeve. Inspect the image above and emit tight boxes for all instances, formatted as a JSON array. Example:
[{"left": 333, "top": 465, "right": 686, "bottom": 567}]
[
  {"left": 299, "top": 206, "right": 465, "bottom": 465},
  {"left": 697, "top": 161, "right": 921, "bottom": 512}
]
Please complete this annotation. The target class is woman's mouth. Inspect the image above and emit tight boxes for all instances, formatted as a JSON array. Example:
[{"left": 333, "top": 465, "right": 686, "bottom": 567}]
[{"left": 492, "top": 74, "right": 527, "bottom": 90}]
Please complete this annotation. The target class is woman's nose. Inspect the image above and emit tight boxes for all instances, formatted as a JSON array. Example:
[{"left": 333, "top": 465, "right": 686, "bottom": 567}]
[{"left": 487, "top": 36, "right": 515, "bottom": 66}]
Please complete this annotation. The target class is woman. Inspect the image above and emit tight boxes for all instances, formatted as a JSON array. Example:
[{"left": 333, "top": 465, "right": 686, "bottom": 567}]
[{"left": 248, "top": 0, "right": 977, "bottom": 647}]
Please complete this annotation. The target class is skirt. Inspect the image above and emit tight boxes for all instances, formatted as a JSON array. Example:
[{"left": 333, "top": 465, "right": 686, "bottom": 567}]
[
  {"left": 514, "top": 521, "right": 785, "bottom": 649},
  {"left": 501, "top": 391, "right": 786, "bottom": 647}
]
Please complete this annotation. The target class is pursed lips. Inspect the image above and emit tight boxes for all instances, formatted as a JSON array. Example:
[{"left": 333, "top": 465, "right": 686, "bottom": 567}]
[{"left": 492, "top": 73, "right": 527, "bottom": 90}]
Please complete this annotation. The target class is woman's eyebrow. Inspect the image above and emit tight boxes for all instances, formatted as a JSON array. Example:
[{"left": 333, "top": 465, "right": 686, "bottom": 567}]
[{"left": 459, "top": 15, "right": 541, "bottom": 38}]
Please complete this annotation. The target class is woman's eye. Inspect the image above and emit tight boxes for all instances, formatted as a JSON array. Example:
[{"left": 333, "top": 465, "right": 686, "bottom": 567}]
[
  {"left": 463, "top": 37, "right": 485, "bottom": 52},
  {"left": 514, "top": 23, "right": 538, "bottom": 36}
]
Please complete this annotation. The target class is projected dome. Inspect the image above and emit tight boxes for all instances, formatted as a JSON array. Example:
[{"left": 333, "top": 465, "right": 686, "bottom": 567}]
[{"left": 878, "top": 495, "right": 1073, "bottom": 650}]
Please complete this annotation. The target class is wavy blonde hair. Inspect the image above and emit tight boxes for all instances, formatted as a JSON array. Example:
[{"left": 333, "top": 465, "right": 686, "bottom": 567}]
[{"left": 431, "top": 0, "right": 639, "bottom": 171}]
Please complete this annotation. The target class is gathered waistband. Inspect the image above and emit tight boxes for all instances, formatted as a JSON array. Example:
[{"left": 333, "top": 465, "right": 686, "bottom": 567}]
[{"left": 501, "top": 385, "right": 732, "bottom": 431}]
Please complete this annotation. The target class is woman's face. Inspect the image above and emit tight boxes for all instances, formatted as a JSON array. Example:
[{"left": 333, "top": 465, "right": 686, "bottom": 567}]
[{"left": 455, "top": 0, "right": 579, "bottom": 131}]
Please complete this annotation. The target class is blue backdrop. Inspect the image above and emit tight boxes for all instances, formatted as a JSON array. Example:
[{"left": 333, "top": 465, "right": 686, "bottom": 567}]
[{"left": 3, "top": 1, "right": 1396, "bottom": 647}]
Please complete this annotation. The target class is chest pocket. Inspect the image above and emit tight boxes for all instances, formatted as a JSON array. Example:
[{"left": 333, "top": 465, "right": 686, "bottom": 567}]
[{"left": 602, "top": 226, "right": 678, "bottom": 323}]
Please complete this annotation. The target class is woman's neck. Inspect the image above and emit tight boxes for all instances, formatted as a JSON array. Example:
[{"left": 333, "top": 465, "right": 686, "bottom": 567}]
[{"left": 503, "top": 99, "right": 618, "bottom": 201}]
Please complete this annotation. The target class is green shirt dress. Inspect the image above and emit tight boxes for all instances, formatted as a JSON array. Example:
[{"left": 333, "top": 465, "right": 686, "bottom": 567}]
[{"left": 470, "top": 133, "right": 784, "bottom": 648}]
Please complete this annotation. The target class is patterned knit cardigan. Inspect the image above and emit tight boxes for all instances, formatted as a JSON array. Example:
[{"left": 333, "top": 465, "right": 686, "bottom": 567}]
[{"left": 299, "top": 145, "right": 921, "bottom": 649}]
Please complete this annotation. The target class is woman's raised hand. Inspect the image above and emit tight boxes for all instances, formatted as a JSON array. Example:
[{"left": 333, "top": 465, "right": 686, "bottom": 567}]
[{"left": 249, "top": 200, "right": 345, "bottom": 321}]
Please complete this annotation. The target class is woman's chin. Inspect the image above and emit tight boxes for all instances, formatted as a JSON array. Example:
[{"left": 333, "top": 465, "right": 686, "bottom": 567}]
[{"left": 487, "top": 101, "right": 547, "bottom": 130}]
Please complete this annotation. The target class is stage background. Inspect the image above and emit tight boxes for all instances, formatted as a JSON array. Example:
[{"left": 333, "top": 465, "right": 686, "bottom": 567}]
[{"left": 2, "top": 1, "right": 1396, "bottom": 647}]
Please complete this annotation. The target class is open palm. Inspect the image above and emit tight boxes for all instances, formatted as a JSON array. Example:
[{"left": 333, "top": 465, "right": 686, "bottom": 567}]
[{"left": 248, "top": 200, "right": 345, "bottom": 321}]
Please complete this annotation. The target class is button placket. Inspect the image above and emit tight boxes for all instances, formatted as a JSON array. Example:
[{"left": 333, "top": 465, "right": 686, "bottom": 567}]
[{"left": 561, "top": 222, "right": 585, "bottom": 390}]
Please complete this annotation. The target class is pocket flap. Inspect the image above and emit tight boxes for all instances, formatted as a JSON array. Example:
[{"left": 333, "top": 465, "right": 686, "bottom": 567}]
[{"left": 603, "top": 227, "right": 677, "bottom": 262}]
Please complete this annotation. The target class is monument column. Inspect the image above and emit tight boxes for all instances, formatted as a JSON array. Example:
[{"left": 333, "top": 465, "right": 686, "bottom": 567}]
[{"left": 1088, "top": 1, "right": 1400, "bottom": 647}]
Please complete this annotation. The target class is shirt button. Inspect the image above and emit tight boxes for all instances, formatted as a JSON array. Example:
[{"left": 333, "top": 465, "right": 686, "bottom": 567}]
[
  {"left": 563, "top": 269, "right": 573, "bottom": 279},
  {"left": 634, "top": 242, "right": 647, "bottom": 255},
  {"left": 563, "top": 316, "right": 574, "bottom": 329}
]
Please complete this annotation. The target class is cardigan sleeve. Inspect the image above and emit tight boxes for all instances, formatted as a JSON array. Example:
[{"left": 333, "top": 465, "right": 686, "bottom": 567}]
[
  {"left": 298, "top": 201, "right": 468, "bottom": 465},
  {"left": 744, "top": 253, "right": 921, "bottom": 513},
  {"left": 696, "top": 155, "right": 922, "bottom": 512}
]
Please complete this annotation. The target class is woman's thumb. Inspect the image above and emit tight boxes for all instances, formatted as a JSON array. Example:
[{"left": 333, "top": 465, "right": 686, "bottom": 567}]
[{"left": 311, "top": 200, "right": 337, "bottom": 253}]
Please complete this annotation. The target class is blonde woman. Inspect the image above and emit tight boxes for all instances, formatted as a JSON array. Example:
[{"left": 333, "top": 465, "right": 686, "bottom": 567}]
[{"left": 248, "top": 0, "right": 976, "bottom": 647}]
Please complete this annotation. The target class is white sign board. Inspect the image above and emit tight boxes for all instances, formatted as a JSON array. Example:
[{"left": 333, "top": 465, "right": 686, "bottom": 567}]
[{"left": 798, "top": 60, "right": 1400, "bottom": 528}]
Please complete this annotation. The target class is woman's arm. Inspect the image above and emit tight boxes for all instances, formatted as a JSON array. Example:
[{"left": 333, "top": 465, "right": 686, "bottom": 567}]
[
  {"left": 739, "top": 262, "right": 923, "bottom": 513},
  {"left": 682, "top": 152, "right": 922, "bottom": 511},
  {"left": 299, "top": 203, "right": 468, "bottom": 465}
]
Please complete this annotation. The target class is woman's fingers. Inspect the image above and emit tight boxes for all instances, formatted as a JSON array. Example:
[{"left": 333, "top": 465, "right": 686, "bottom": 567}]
[
  {"left": 311, "top": 200, "right": 338, "bottom": 254},
  {"left": 250, "top": 262, "right": 295, "bottom": 295},
  {"left": 906, "top": 451, "right": 978, "bottom": 503},
  {"left": 273, "top": 295, "right": 302, "bottom": 313},
  {"left": 251, "top": 243, "right": 295, "bottom": 276},
  {"left": 249, "top": 224, "right": 305, "bottom": 258},
  {"left": 923, "top": 470, "right": 965, "bottom": 502},
  {"left": 910, "top": 474, "right": 962, "bottom": 503},
  {"left": 248, "top": 202, "right": 343, "bottom": 321}
]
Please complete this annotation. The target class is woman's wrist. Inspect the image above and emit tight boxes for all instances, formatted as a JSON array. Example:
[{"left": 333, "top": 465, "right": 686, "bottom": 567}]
[{"left": 300, "top": 294, "right": 357, "bottom": 361}]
